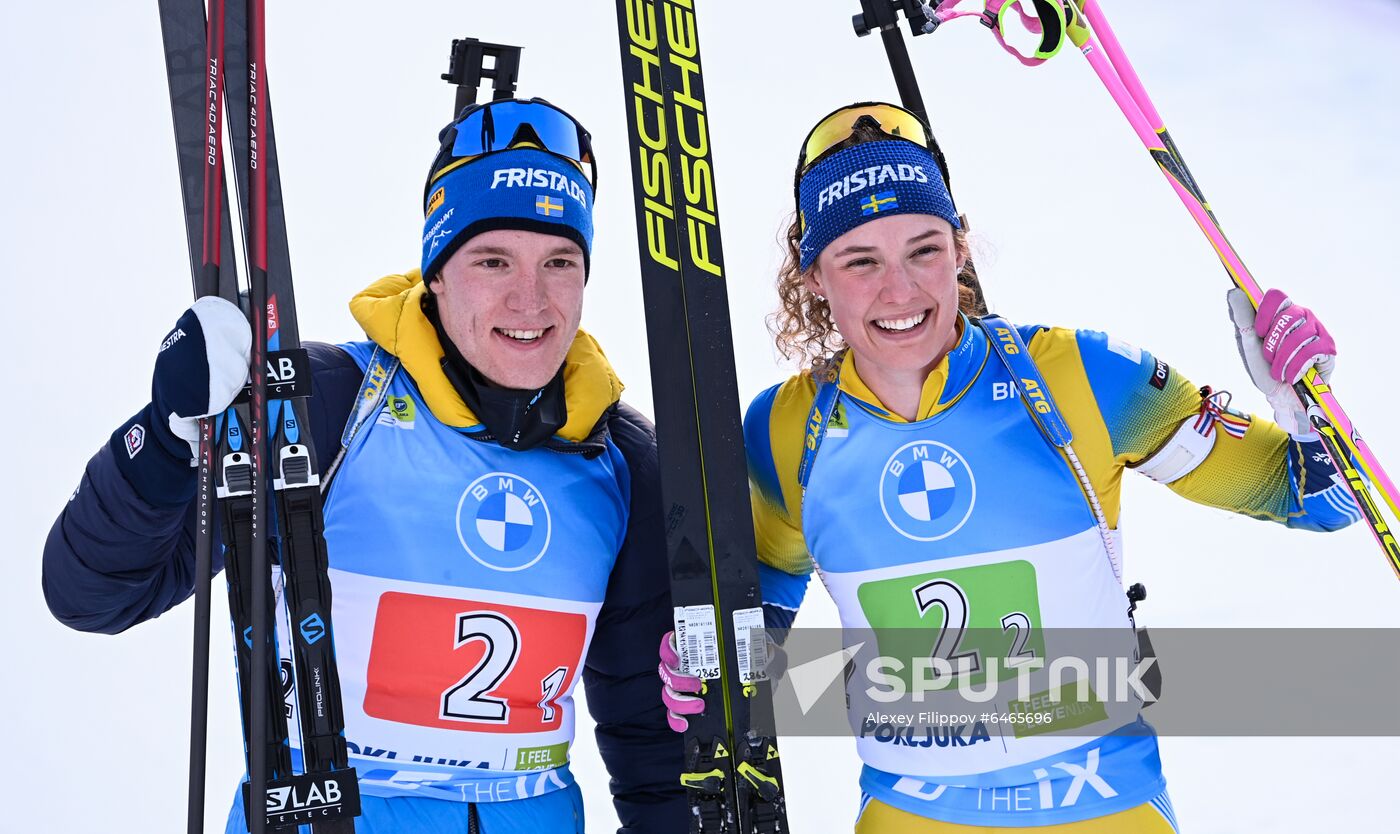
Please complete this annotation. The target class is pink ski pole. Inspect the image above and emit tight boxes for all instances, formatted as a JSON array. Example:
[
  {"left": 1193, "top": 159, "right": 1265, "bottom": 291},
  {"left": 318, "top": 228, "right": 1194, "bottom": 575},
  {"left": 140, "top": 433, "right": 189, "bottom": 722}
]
[{"left": 1066, "top": 0, "right": 1400, "bottom": 575}]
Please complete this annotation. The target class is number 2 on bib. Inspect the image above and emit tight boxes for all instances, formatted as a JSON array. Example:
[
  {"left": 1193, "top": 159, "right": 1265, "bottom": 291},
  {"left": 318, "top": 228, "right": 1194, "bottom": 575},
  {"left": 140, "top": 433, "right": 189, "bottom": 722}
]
[
  {"left": 366, "top": 591, "right": 588, "bottom": 733},
  {"left": 858, "top": 560, "right": 1046, "bottom": 685}
]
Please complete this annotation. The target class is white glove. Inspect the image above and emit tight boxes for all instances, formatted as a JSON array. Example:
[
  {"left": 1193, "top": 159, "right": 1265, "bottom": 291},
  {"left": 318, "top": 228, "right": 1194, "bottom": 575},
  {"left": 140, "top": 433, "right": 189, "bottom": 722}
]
[{"left": 153, "top": 296, "right": 253, "bottom": 461}]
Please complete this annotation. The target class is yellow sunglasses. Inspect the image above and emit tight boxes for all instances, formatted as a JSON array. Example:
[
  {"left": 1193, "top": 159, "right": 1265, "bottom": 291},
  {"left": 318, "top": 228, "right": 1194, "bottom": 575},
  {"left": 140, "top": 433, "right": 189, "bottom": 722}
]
[
  {"left": 798, "top": 102, "right": 935, "bottom": 170},
  {"left": 795, "top": 102, "right": 953, "bottom": 231}
]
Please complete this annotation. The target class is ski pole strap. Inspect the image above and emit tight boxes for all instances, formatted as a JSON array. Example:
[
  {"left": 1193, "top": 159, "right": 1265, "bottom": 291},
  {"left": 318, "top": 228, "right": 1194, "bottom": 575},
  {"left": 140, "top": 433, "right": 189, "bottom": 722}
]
[
  {"left": 976, "top": 315, "right": 1073, "bottom": 447},
  {"left": 323, "top": 345, "right": 400, "bottom": 493},
  {"left": 932, "top": 0, "right": 1067, "bottom": 66},
  {"left": 797, "top": 357, "right": 844, "bottom": 493}
]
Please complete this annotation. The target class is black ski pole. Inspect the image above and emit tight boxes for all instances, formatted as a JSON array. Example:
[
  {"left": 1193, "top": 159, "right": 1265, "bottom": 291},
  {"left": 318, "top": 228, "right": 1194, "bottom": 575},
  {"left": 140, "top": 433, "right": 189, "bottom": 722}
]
[
  {"left": 159, "top": 0, "right": 359, "bottom": 829},
  {"left": 186, "top": 0, "right": 229, "bottom": 827},
  {"left": 154, "top": 0, "right": 241, "bottom": 828}
]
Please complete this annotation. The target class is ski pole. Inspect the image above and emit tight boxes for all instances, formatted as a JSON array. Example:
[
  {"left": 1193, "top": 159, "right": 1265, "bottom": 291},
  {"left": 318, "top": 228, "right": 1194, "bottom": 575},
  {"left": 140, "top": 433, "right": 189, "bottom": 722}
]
[
  {"left": 154, "top": 0, "right": 239, "bottom": 827},
  {"left": 186, "top": 0, "right": 229, "bottom": 825},
  {"left": 892, "top": 0, "right": 1398, "bottom": 571},
  {"left": 1062, "top": 0, "right": 1400, "bottom": 573}
]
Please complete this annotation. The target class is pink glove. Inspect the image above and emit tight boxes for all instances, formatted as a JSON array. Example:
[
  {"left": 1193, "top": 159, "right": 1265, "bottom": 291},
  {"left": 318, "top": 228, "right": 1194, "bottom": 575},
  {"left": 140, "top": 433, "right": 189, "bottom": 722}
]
[
  {"left": 1255, "top": 288, "right": 1337, "bottom": 385},
  {"left": 1228, "top": 288, "right": 1337, "bottom": 436},
  {"left": 659, "top": 631, "right": 705, "bottom": 733}
]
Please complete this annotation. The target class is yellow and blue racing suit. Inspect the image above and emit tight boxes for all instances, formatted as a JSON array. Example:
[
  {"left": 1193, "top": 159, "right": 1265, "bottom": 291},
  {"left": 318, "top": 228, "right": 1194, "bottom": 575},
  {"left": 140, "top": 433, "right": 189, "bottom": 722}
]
[{"left": 744, "top": 315, "right": 1354, "bottom": 830}]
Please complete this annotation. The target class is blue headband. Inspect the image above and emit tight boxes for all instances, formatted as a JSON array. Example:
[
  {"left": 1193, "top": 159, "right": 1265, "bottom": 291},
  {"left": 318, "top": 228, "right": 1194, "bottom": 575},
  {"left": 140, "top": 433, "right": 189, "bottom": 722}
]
[
  {"left": 797, "top": 140, "right": 959, "bottom": 272},
  {"left": 422, "top": 147, "right": 594, "bottom": 280}
]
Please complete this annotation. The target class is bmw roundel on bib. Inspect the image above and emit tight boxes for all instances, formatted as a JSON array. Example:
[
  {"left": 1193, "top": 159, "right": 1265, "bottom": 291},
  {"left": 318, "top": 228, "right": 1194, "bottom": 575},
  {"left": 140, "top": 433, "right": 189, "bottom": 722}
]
[
  {"left": 879, "top": 440, "right": 976, "bottom": 541},
  {"left": 455, "top": 472, "right": 553, "bottom": 571}
]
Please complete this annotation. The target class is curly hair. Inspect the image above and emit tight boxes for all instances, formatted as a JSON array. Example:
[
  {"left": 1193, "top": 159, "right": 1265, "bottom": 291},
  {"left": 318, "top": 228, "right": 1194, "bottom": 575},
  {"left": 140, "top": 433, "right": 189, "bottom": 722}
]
[{"left": 768, "top": 214, "right": 982, "bottom": 367}]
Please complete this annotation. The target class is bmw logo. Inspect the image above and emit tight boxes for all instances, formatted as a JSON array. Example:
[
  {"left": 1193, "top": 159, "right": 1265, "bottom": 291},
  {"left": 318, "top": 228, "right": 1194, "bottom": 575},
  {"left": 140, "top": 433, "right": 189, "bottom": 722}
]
[
  {"left": 879, "top": 441, "right": 976, "bottom": 541},
  {"left": 455, "top": 472, "right": 552, "bottom": 572}
]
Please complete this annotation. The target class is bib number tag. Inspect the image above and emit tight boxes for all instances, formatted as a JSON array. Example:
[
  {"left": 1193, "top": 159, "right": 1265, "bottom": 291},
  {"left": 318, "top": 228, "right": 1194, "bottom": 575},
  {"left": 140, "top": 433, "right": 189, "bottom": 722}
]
[
  {"left": 733, "top": 607, "right": 768, "bottom": 684},
  {"left": 365, "top": 591, "right": 586, "bottom": 733},
  {"left": 674, "top": 605, "right": 721, "bottom": 680}
]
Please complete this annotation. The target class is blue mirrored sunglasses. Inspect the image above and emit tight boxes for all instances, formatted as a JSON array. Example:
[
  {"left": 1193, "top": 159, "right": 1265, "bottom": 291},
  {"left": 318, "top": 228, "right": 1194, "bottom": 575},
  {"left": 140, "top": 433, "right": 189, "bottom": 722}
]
[{"left": 448, "top": 99, "right": 594, "bottom": 184}]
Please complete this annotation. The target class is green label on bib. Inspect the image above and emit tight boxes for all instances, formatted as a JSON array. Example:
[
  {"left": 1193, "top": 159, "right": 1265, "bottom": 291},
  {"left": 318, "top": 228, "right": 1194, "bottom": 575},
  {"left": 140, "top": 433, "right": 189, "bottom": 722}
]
[
  {"left": 1008, "top": 681, "right": 1108, "bottom": 737},
  {"left": 515, "top": 742, "right": 569, "bottom": 770},
  {"left": 856, "top": 560, "right": 1045, "bottom": 686}
]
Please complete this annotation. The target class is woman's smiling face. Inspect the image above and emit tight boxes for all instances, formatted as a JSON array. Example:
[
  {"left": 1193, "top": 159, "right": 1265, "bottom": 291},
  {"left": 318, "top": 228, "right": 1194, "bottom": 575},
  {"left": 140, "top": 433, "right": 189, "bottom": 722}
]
[{"left": 807, "top": 213, "right": 965, "bottom": 399}]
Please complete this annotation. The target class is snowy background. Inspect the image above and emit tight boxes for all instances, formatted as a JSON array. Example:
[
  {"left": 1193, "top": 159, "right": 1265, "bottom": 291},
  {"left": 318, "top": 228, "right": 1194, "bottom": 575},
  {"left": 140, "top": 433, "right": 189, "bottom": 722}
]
[{"left": 4, "top": 0, "right": 1399, "bottom": 831}]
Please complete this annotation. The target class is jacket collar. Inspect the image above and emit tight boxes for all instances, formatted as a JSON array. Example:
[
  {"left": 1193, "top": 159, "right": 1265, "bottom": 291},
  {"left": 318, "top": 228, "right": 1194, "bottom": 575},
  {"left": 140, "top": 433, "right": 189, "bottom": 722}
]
[
  {"left": 836, "top": 313, "right": 989, "bottom": 422},
  {"left": 348, "top": 270, "right": 624, "bottom": 443}
]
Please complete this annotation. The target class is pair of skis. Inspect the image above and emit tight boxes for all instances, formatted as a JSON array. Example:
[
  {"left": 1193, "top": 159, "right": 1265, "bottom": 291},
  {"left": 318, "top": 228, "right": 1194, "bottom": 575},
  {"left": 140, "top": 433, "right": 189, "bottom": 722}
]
[
  {"left": 156, "top": 0, "right": 358, "bottom": 831},
  {"left": 857, "top": 0, "right": 1400, "bottom": 574},
  {"left": 613, "top": 0, "right": 789, "bottom": 831}
]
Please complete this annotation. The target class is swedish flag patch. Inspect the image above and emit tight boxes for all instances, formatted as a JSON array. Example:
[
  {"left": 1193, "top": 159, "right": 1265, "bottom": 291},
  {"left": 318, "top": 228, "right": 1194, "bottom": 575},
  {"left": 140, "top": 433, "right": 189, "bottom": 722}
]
[
  {"left": 535, "top": 195, "right": 564, "bottom": 217},
  {"left": 861, "top": 191, "right": 898, "bottom": 216}
]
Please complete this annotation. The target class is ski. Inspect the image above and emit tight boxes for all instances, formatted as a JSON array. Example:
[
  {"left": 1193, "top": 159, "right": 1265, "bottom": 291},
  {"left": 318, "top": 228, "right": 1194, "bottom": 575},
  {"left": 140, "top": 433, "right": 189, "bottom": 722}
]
[
  {"left": 614, "top": 1, "right": 788, "bottom": 831},
  {"left": 155, "top": 0, "right": 359, "bottom": 830},
  {"left": 228, "top": 0, "right": 359, "bottom": 829}
]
